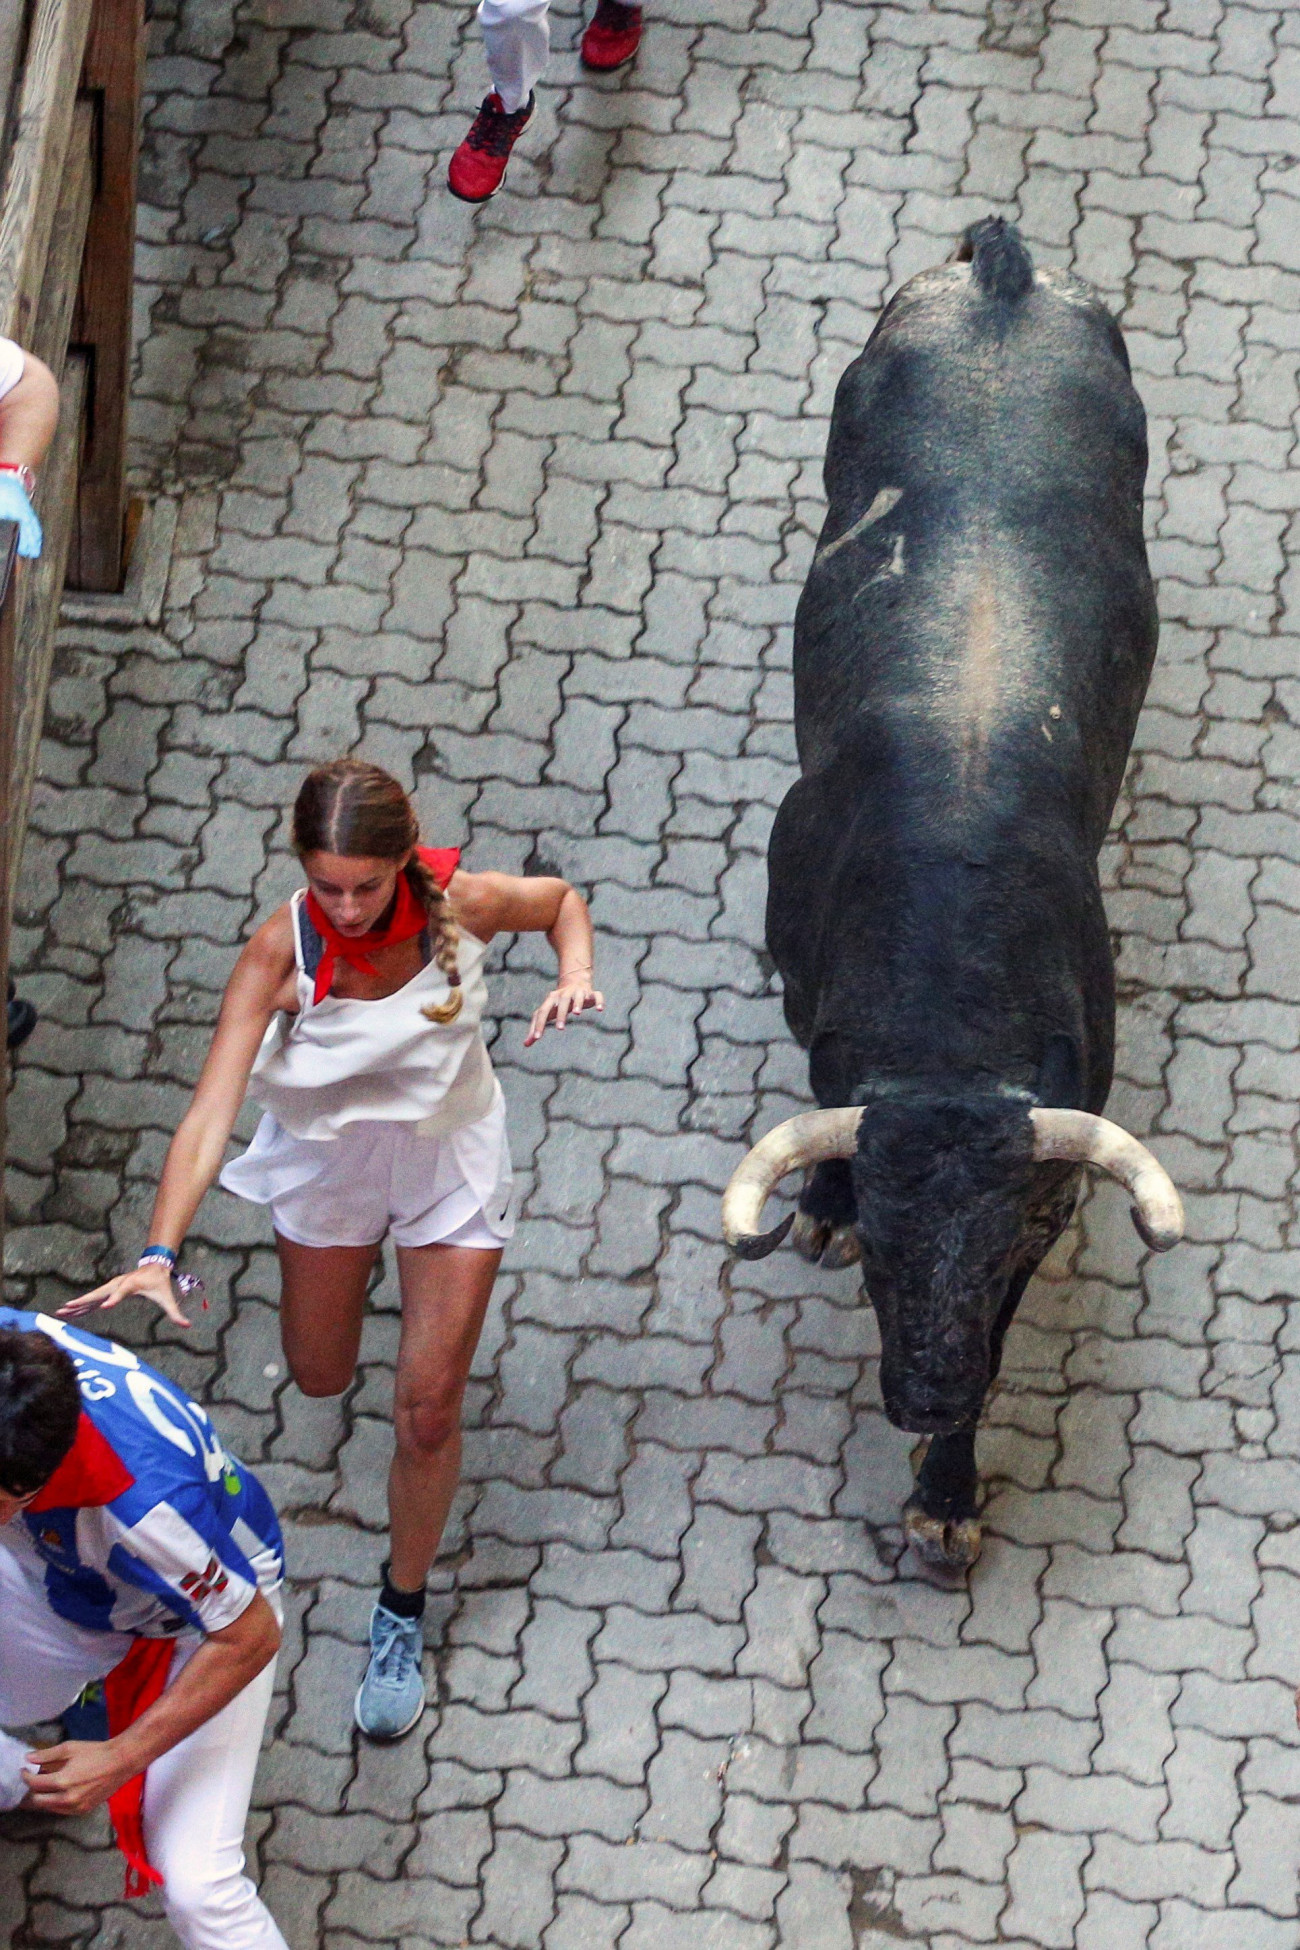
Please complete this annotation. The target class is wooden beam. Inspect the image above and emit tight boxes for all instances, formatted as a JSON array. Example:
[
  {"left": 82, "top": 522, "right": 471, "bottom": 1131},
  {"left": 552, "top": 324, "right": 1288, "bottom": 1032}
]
[
  {"left": 0, "top": 0, "right": 94, "bottom": 344},
  {"left": 4, "top": 102, "right": 93, "bottom": 899},
  {"left": 0, "top": 2, "right": 33, "bottom": 167},
  {"left": 8, "top": 350, "right": 86, "bottom": 910},
  {"left": 69, "top": 0, "right": 144, "bottom": 591},
  {"left": 5, "top": 107, "right": 95, "bottom": 896},
  {"left": 30, "top": 95, "right": 94, "bottom": 377}
]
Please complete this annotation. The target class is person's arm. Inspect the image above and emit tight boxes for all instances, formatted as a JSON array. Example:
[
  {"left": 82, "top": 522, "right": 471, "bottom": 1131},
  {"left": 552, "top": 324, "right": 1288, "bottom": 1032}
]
[
  {"left": 19, "top": 1592, "right": 281, "bottom": 1818},
  {"left": 59, "top": 912, "right": 295, "bottom": 1326},
  {"left": 0, "top": 347, "right": 59, "bottom": 559},
  {"left": 0, "top": 348, "right": 60, "bottom": 470},
  {"left": 450, "top": 871, "right": 603, "bottom": 1046}
]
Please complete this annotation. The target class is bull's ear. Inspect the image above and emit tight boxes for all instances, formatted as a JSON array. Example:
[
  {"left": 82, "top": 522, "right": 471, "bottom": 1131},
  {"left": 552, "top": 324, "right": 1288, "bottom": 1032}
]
[{"left": 1037, "top": 1034, "right": 1082, "bottom": 1110}]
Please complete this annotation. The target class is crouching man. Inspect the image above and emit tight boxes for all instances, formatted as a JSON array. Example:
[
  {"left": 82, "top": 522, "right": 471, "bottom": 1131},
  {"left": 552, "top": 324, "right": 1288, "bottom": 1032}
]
[{"left": 0, "top": 1310, "right": 288, "bottom": 1949}]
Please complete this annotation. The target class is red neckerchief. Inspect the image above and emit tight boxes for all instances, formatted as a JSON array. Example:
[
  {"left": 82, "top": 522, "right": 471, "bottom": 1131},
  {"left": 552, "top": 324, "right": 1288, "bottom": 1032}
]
[
  {"left": 26, "top": 1416, "right": 170, "bottom": 1897},
  {"left": 27, "top": 1413, "right": 133, "bottom": 1510},
  {"left": 303, "top": 845, "right": 460, "bottom": 1005}
]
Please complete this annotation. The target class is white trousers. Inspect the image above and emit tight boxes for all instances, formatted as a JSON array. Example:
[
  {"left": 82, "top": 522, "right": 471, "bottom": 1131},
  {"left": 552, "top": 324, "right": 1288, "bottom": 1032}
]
[
  {"left": 478, "top": 0, "right": 550, "bottom": 113},
  {"left": 0, "top": 1533, "right": 287, "bottom": 1950}
]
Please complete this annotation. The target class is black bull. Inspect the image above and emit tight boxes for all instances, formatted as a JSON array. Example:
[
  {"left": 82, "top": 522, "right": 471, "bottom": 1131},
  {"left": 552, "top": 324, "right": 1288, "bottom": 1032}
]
[{"left": 736, "top": 220, "right": 1174, "bottom": 1568}]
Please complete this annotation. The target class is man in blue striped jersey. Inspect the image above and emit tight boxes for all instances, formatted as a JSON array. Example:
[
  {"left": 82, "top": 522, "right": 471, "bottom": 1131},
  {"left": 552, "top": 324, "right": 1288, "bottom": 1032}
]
[{"left": 0, "top": 1310, "right": 287, "bottom": 1949}]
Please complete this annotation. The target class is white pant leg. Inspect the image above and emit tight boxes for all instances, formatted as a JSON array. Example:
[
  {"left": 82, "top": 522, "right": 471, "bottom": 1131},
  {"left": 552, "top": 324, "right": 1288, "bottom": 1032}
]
[
  {"left": 478, "top": 0, "right": 549, "bottom": 113},
  {"left": 0, "top": 1531, "right": 131, "bottom": 1809},
  {"left": 143, "top": 1627, "right": 287, "bottom": 1950}
]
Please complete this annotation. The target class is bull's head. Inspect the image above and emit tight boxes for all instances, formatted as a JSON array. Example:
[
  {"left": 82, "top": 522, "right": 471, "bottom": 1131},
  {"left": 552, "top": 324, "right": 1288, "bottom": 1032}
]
[{"left": 722, "top": 1096, "right": 1182, "bottom": 1433}]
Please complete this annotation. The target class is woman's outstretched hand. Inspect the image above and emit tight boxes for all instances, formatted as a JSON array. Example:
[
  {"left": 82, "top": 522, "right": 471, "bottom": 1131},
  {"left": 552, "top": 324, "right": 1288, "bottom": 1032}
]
[
  {"left": 59, "top": 1261, "right": 193, "bottom": 1328},
  {"left": 525, "top": 977, "right": 604, "bottom": 1047}
]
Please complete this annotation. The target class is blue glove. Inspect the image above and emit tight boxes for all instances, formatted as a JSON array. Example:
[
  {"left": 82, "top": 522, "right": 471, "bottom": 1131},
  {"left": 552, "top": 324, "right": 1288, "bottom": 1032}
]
[{"left": 0, "top": 472, "right": 42, "bottom": 557}]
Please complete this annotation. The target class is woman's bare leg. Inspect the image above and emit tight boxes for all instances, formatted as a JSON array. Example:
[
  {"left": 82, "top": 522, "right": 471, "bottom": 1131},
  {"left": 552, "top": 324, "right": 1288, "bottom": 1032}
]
[
  {"left": 274, "top": 1235, "right": 380, "bottom": 1396},
  {"left": 387, "top": 1242, "right": 502, "bottom": 1590}
]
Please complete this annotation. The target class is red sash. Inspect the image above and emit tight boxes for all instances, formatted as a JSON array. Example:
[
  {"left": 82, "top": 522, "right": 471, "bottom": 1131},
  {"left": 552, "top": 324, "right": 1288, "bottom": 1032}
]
[
  {"left": 103, "top": 1640, "right": 176, "bottom": 1897},
  {"left": 304, "top": 845, "right": 460, "bottom": 1005}
]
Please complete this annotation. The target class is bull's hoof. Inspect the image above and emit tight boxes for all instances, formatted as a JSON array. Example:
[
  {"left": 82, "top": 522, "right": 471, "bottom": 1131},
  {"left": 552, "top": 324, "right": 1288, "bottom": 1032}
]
[
  {"left": 791, "top": 1212, "right": 862, "bottom": 1267},
  {"left": 820, "top": 1224, "right": 862, "bottom": 1269},
  {"left": 792, "top": 1210, "right": 831, "bottom": 1262},
  {"left": 903, "top": 1497, "right": 983, "bottom": 1571}
]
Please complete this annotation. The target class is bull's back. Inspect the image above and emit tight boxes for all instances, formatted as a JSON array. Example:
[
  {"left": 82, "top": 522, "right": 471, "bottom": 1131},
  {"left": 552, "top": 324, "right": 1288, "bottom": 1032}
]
[{"left": 794, "top": 241, "right": 1156, "bottom": 857}]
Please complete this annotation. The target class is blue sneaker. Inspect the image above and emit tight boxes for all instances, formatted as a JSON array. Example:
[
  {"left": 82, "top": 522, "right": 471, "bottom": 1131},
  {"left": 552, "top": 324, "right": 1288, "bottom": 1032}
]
[{"left": 354, "top": 1603, "right": 426, "bottom": 1740}]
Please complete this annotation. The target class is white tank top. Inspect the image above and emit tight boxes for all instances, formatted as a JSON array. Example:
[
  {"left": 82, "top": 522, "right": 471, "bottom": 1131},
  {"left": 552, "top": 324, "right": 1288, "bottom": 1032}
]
[{"left": 245, "top": 891, "right": 498, "bottom": 1142}]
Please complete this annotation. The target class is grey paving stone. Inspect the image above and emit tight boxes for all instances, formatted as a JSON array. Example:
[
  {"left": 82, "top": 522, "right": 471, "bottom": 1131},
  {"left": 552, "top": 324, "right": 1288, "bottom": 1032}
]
[
  {"left": 6, "top": 2, "right": 1298, "bottom": 1942},
  {"left": 576, "top": 1662, "right": 667, "bottom": 1786},
  {"left": 496, "top": 1767, "right": 642, "bottom": 1844},
  {"left": 427, "top": 1703, "right": 579, "bottom": 1784},
  {"left": 610, "top": 1443, "right": 698, "bottom": 1556},
  {"left": 736, "top": 1566, "right": 824, "bottom": 1689},
  {"left": 543, "top": 1893, "right": 630, "bottom": 1950},
  {"left": 677, "top": 1503, "right": 761, "bottom": 1623},
  {"left": 621, "top": 1900, "right": 774, "bottom": 1950},
  {"left": 532, "top": 1541, "right": 677, "bottom": 1613},
  {"left": 641, "top": 1729, "right": 729, "bottom": 1850},
  {"left": 473, "top": 1827, "right": 563, "bottom": 1946},
  {"left": 513, "top": 1599, "right": 599, "bottom": 1718},
  {"left": 869, "top": 1692, "right": 955, "bottom": 1817},
  {"left": 595, "top": 1604, "right": 742, "bottom": 1676},
  {"left": 1003, "top": 1829, "right": 1089, "bottom": 1948},
  {"left": 560, "top": 1833, "right": 708, "bottom": 1908}
]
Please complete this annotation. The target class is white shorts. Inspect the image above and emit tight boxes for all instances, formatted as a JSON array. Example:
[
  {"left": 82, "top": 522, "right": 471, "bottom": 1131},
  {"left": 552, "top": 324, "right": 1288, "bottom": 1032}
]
[{"left": 219, "top": 1093, "right": 514, "bottom": 1252}]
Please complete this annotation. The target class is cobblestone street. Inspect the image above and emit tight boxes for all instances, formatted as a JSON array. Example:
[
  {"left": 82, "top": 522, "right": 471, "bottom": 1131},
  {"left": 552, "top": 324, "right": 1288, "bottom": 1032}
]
[{"left": 5, "top": 0, "right": 1300, "bottom": 1941}]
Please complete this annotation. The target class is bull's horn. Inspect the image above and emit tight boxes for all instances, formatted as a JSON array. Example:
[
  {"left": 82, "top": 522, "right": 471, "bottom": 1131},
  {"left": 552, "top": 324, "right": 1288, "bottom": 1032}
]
[
  {"left": 723, "top": 1108, "right": 864, "bottom": 1260},
  {"left": 1030, "top": 1108, "right": 1183, "bottom": 1252}
]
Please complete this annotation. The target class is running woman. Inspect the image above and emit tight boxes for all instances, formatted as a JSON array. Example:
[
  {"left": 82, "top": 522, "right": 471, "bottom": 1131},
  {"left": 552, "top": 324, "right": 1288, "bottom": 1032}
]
[
  {"left": 66, "top": 759, "right": 603, "bottom": 1740},
  {"left": 448, "top": 0, "right": 644, "bottom": 203},
  {"left": 0, "top": 1311, "right": 286, "bottom": 1947}
]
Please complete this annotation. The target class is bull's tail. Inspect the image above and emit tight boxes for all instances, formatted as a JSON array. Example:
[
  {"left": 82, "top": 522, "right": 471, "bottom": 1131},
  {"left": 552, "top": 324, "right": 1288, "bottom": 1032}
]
[{"left": 957, "top": 216, "right": 1033, "bottom": 303}]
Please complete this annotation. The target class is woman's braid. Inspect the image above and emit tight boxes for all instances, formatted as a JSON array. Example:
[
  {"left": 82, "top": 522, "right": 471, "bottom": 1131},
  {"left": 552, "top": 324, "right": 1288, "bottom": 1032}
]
[{"left": 407, "top": 850, "right": 464, "bottom": 1025}]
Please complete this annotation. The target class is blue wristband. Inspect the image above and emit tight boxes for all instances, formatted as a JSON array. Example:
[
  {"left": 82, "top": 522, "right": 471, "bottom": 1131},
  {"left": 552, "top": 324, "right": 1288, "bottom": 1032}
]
[{"left": 138, "top": 1244, "right": 177, "bottom": 1269}]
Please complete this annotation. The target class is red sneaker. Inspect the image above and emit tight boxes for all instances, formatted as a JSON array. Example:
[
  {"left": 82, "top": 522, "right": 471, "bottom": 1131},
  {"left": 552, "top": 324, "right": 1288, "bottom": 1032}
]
[
  {"left": 447, "top": 92, "right": 534, "bottom": 202},
  {"left": 580, "top": 0, "right": 642, "bottom": 71}
]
